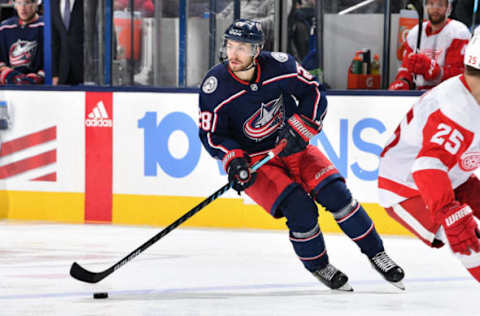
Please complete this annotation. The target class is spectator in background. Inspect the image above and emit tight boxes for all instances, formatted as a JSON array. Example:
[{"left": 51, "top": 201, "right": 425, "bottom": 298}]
[
  {"left": 114, "top": 0, "right": 154, "bottom": 18},
  {"left": 288, "top": 0, "right": 314, "bottom": 62},
  {"left": 389, "top": 0, "right": 470, "bottom": 90},
  {"left": 51, "top": 0, "right": 84, "bottom": 85},
  {"left": 218, "top": 0, "right": 291, "bottom": 51},
  {"left": 0, "top": 0, "right": 44, "bottom": 85}
]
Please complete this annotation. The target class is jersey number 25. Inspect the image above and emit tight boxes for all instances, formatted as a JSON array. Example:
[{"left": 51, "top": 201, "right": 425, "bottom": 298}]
[{"left": 430, "top": 123, "right": 464, "bottom": 155}]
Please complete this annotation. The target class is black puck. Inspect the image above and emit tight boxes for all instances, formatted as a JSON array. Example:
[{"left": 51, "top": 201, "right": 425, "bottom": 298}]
[{"left": 93, "top": 292, "right": 108, "bottom": 299}]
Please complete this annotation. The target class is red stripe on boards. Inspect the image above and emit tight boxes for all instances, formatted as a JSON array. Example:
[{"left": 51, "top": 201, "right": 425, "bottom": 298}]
[
  {"left": 0, "top": 126, "right": 56, "bottom": 157},
  {"left": 0, "top": 150, "right": 56, "bottom": 179},
  {"left": 30, "top": 172, "right": 57, "bottom": 182},
  {"left": 84, "top": 92, "right": 113, "bottom": 223}
]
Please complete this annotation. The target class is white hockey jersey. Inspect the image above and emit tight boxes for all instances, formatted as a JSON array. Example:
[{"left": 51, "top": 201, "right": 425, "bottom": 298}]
[
  {"left": 396, "top": 19, "right": 470, "bottom": 89},
  {"left": 378, "top": 74, "right": 480, "bottom": 208}
]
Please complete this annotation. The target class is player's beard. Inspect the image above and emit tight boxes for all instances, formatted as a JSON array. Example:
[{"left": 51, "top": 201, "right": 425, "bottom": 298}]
[
  {"left": 228, "top": 56, "right": 255, "bottom": 73},
  {"left": 19, "top": 11, "right": 37, "bottom": 24},
  {"left": 428, "top": 11, "right": 447, "bottom": 26}
]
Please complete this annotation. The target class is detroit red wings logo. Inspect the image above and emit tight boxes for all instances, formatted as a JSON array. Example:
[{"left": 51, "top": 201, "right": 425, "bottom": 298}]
[
  {"left": 459, "top": 152, "right": 480, "bottom": 172},
  {"left": 9, "top": 39, "right": 38, "bottom": 68},
  {"left": 243, "top": 97, "right": 284, "bottom": 141},
  {"left": 422, "top": 48, "right": 442, "bottom": 61}
]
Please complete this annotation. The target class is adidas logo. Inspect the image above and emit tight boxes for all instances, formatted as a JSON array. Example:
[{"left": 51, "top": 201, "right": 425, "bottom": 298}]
[{"left": 85, "top": 101, "right": 112, "bottom": 127}]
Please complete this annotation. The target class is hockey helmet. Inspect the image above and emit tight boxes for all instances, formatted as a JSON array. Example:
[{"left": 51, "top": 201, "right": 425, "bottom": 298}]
[
  {"left": 224, "top": 18, "right": 265, "bottom": 46},
  {"left": 13, "top": 0, "right": 42, "bottom": 5},
  {"left": 464, "top": 27, "right": 480, "bottom": 70}
]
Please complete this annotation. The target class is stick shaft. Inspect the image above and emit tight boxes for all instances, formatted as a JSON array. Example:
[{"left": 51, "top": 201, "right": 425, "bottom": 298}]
[
  {"left": 473, "top": 0, "right": 479, "bottom": 31},
  {"left": 70, "top": 142, "right": 286, "bottom": 283}
]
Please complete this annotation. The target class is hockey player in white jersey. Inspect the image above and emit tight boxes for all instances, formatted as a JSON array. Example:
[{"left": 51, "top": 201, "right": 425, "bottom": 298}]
[
  {"left": 389, "top": 0, "right": 471, "bottom": 90},
  {"left": 378, "top": 27, "right": 480, "bottom": 282}
]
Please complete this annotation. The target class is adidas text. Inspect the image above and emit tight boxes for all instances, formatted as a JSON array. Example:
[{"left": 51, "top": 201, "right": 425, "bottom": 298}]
[{"left": 85, "top": 119, "right": 113, "bottom": 127}]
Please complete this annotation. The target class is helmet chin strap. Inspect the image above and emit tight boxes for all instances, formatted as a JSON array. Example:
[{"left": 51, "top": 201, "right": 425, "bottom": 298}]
[
  {"left": 239, "top": 57, "right": 256, "bottom": 72},
  {"left": 232, "top": 47, "right": 259, "bottom": 73}
]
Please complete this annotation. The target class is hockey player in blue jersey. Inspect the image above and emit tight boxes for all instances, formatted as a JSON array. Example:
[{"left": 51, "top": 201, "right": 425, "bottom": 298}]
[
  {"left": 198, "top": 18, "right": 405, "bottom": 291},
  {"left": 0, "top": 0, "right": 44, "bottom": 85}
]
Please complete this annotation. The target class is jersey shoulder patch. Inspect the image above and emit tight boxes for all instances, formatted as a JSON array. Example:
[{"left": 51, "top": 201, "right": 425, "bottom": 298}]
[
  {"left": 202, "top": 76, "right": 218, "bottom": 94},
  {"left": 270, "top": 52, "right": 288, "bottom": 63}
]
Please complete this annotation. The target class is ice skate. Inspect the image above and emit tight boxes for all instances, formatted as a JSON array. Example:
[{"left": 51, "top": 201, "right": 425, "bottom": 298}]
[
  {"left": 370, "top": 251, "right": 405, "bottom": 290},
  {"left": 312, "top": 263, "right": 353, "bottom": 291}
]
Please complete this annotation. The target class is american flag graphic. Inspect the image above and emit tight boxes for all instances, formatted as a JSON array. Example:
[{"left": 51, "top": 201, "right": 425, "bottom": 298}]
[{"left": 0, "top": 126, "right": 57, "bottom": 181}]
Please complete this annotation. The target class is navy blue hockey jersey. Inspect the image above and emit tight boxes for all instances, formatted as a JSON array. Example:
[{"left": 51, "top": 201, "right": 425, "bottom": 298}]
[
  {"left": 199, "top": 51, "right": 327, "bottom": 161},
  {"left": 0, "top": 16, "right": 44, "bottom": 84}
]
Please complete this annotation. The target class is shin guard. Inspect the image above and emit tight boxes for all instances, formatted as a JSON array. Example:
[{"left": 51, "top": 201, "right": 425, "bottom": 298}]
[
  {"left": 289, "top": 223, "right": 329, "bottom": 272},
  {"left": 334, "top": 200, "right": 384, "bottom": 258},
  {"left": 315, "top": 180, "right": 384, "bottom": 258},
  {"left": 281, "top": 187, "right": 329, "bottom": 271}
]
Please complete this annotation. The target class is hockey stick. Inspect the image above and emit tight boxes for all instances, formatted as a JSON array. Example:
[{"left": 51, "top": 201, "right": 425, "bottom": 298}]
[
  {"left": 472, "top": 0, "right": 479, "bottom": 31},
  {"left": 70, "top": 141, "right": 287, "bottom": 283},
  {"left": 407, "top": 0, "right": 424, "bottom": 89}
]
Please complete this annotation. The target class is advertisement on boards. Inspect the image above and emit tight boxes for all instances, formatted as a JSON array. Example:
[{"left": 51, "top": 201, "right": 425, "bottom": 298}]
[
  {"left": 0, "top": 90, "right": 84, "bottom": 191},
  {"left": 114, "top": 93, "right": 416, "bottom": 203},
  {"left": 0, "top": 89, "right": 418, "bottom": 233}
]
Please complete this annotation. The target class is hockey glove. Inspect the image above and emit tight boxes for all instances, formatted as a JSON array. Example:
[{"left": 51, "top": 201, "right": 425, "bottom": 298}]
[
  {"left": 407, "top": 53, "right": 441, "bottom": 81},
  {"left": 388, "top": 78, "right": 411, "bottom": 90},
  {"left": 276, "top": 113, "right": 321, "bottom": 157},
  {"left": 435, "top": 201, "right": 480, "bottom": 255},
  {"left": 222, "top": 149, "right": 256, "bottom": 194}
]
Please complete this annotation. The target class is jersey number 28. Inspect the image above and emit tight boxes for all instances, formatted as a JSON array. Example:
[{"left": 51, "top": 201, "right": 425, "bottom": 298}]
[{"left": 199, "top": 111, "right": 213, "bottom": 131}]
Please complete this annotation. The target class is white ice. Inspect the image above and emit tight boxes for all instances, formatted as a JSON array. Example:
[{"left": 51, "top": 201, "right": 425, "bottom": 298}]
[{"left": 0, "top": 221, "right": 478, "bottom": 316}]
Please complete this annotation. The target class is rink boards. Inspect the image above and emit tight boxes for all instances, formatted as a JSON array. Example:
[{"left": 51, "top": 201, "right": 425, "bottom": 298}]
[{"left": 0, "top": 90, "right": 418, "bottom": 235}]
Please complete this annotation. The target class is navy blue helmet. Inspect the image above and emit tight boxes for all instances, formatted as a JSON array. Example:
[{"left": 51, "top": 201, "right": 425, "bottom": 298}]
[{"left": 224, "top": 18, "right": 265, "bottom": 46}]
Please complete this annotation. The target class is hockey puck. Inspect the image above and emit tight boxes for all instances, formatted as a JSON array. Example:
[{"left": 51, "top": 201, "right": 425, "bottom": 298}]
[{"left": 93, "top": 292, "right": 108, "bottom": 299}]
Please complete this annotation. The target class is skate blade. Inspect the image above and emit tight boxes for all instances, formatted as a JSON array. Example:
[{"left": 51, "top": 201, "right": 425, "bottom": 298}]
[
  {"left": 334, "top": 282, "right": 354, "bottom": 292},
  {"left": 390, "top": 280, "right": 405, "bottom": 290}
]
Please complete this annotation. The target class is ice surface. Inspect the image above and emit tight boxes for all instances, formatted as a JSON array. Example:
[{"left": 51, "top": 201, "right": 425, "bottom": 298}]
[{"left": 0, "top": 221, "right": 477, "bottom": 316}]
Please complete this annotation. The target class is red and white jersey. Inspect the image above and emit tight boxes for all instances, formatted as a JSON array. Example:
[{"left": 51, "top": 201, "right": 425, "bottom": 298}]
[
  {"left": 400, "top": 19, "right": 470, "bottom": 89},
  {"left": 378, "top": 74, "right": 480, "bottom": 208}
]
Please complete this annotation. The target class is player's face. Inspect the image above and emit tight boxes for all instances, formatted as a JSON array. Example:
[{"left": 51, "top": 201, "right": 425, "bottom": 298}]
[
  {"left": 14, "top": 0, "right": 37, "bottom": 23},
  {"left": 426, "top": 0, "right": 448, "bottom": 25},
  {"left": 225, "top": 40, "right": 256, "bottom": 72}
]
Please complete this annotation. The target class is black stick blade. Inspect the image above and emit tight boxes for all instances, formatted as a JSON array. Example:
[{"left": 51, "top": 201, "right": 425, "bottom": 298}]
[
  {"left": 409, "top": 0, "right": 424, "bottom": 18},
  {"left": 70, "top": 262, "right": 110, "bottom": 283}
]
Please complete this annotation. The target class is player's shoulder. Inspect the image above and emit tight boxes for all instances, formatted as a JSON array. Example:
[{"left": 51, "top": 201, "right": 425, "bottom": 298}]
[
  {"left": 28, "top": 16, "right": 44, "bottom": 28},
  {"left": 257, "top": 51, "right": 297, "bottom": 74},
  {"left": 419, "top": 75, "right": 465, "bottom": 111},
  {"left": 406, "top": 24, "right": 420, "bottom": 48},
  {"left": 199, "top": 63, "right": 231, "bottom": 108},
  {"left": 407, "top": 23, "right": 420, "bottom": 41},
  {"left": 425, "top": 75, "right": 479, "bottom": 131},
  {"left": 0, "top": 17, "right": 19, "bottom": 30},
  {"left": 444, "top": 19, "right": 471, "bottom": 39}
]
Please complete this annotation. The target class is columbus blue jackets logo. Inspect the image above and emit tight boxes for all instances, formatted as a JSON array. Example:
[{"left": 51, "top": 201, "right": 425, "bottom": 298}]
[
  {"left": 9, "top": 39, "right": 38, "bottom": 68},
  {"left": 243, "top": 96, "right": 284, "bottom": 141},
  {"left": 233, "top": 20, "right": 262, "bottom": 33}
]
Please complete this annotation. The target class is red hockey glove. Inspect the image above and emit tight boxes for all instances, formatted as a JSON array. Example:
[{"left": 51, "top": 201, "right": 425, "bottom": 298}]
[
  {"left": 222, "top": 149, "right": 256, "bottom": 194},
  {"left": 276, "top": 113, "right": 321, "bottom": 157},
  {"left": 388, "top": 79, "right": 411, "bottom": 90},
  {"left": 435, "top": 202, "right": 480, "bottom": 255},
  {"left": 407, "top": 53, "right": 441, "bottom": 81}
]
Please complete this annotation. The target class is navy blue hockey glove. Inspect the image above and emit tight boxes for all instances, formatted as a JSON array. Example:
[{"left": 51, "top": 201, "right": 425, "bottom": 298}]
[
  {"left": 276, "top": 113, "right": 321, "bottom": 157},
  {"left": 223, "top": 149, "right": 257, "bottom": 194}
]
